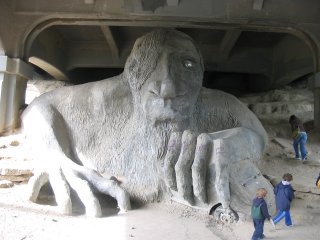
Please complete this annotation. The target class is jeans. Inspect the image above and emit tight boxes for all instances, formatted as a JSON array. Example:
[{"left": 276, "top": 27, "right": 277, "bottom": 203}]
[
  {"left": 251, "top": 219, "right": 265, "bottom": 240},
  {"left": 293, "top": 132, "right": 307, "bottom": 159},
  {"left": 272, "top": 210, "right": 292, "bottom": 226}
]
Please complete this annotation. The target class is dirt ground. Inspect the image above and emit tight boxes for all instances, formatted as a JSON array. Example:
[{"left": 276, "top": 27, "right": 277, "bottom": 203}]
[
  {"left": 1, "top": 83, "right": 320, "bottom": 240},
  {"left": 0, "top": 128, "right": 320, "bottom": 240}
]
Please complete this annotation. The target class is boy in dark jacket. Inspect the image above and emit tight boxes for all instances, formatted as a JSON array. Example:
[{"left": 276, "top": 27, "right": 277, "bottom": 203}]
[
  {"left": 272, "top": 173, "right": 295, "bottom": 227},
  {"left": 251, "top": 188, "right": 272, "bottom": 240}
]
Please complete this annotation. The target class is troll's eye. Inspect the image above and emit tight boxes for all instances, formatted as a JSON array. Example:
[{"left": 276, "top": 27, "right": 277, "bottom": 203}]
[{"left": 182, "top": 59, "right": 195, "bottom": 69}]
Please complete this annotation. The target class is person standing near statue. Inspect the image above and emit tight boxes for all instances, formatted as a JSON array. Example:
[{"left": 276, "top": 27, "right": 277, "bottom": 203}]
[
  {"left": 289, "top": 115, "right": 308, "bottom": 161},
  {"left": 251, "top": 188, "right": 273, "bottom": 240},
  {"left": 271, "top": 173, "right": 295, "bottom": 227}
]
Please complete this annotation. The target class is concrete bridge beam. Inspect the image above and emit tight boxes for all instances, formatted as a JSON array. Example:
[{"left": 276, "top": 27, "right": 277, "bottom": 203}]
[{"left": 0, "top": 56, "right": 33, "bottom": 134}]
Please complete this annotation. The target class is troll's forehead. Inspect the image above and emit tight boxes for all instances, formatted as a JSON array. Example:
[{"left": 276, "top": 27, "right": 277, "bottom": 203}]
[{"left": 124, "top": 29, "right": 203, "bottom": 90}]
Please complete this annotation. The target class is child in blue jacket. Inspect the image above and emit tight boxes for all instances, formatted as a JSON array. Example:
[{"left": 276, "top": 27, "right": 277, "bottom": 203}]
[
  {"left": 271, "top": 173, "right": 295, "bottom": 227},
  {"left": 251, "top": 188, "right": 272, "bottom": 240}
]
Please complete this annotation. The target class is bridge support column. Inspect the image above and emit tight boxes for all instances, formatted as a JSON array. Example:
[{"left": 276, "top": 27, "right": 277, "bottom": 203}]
[
  {"left": 0, "top": 56, "right": 33, "bottom": 134},
  {"left": 313, "top": 72, "right": 320, "bottom": 128}
]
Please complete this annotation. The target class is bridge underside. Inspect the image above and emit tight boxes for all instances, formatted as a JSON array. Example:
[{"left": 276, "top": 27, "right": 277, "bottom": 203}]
[
  {"left": 27, "top": 24, "right": 314, "bottom": 95},
  {"left": 1, "top": 0, "right": 320, "bottom": 133}
]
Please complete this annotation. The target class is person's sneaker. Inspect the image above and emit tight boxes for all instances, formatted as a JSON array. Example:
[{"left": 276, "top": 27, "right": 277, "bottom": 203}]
[
  {"left": 286, "top": 224, "right": 294, "bottom": 227},
  {"left": 260, "top": 234, "right": 266, "bottom": 239},
  {"left": 302, "top": 157, "right": 307, "bottom": 161},
  {"left": 270, "top": 219, "right": 276, "bottom": 228},
  {"left": 295, "top": 157, "right": 302, "bottom": 160}
]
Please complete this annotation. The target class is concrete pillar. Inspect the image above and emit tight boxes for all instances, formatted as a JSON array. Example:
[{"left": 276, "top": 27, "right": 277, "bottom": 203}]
[
  {"left": 0, "top": 56, "right": 33, "bottom": 134},
  {"left": 313, "top": 72, "right": 320, "bottom": 128}
]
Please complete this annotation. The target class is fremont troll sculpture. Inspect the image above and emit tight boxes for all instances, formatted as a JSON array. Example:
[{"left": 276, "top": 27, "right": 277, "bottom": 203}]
[{"left": 23, "top": 29, "right": 275, "bottom": 221}]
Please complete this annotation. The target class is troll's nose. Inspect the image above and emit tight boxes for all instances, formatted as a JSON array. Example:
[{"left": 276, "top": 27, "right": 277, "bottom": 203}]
[{"left": 160, "top": 79, "right": 177, "bottom": 99}]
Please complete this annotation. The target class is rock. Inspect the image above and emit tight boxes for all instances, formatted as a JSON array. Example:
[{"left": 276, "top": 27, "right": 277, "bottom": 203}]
[
  {"left": 0, "top": 159, "right": 34, "bottom": 176},
  {"left": 25, "top": 79, "right": 72, "bottom": 104},
  {"left": 0, "top": 174, "right": 32, "bottom": 182},
  {"left": 241, "top": 87, "right": 314, "bottom": 123},
  {"left": 10, "top": 140, "right": 20, "bottom": 146},
  {"left": 302, "top": 160, "right": 320, "bottom": 166},
  {"left": 0, "top": 159, "right": 34, "bottom": 182},
  {"left": 271, "top": 137, "right": 292, "bottom": 149},
  {"left": 0, "top": 180, "right": 14, "bottom": 188}
]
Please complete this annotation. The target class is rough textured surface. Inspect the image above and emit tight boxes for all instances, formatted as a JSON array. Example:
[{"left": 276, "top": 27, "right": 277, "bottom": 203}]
[
  {"left": 25, "top": 80, "right": 71, "bottom": 104},
  {"left": 0, "top": 179, "right": 14, "bottom": 188},
  {"left": 1, "top": 83, "right": 320, "bottom": 239},
  {"left": 22, "top": 29, "right": 273, "bottom": 219}
]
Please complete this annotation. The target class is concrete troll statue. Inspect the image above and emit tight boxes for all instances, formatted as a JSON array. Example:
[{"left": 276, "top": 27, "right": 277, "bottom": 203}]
[{"left": 22, "top": 29, "right": 275, "bottom": 221}]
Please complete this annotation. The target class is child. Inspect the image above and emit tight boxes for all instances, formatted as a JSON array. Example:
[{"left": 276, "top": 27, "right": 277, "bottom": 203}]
[
  {"left": 272, "top": 173, "right": 295, "bottom": 227},
  {"left": 251, "top": 188, "right": 272, "bottom": 240},
  {"left": 316, "top": 172, "right": 320, "bottom": 189}
]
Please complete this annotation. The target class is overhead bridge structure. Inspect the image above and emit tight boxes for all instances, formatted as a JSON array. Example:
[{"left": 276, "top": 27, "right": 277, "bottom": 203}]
[{"left": 1, "top": 0, "right": 320, "bottom": 133}]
